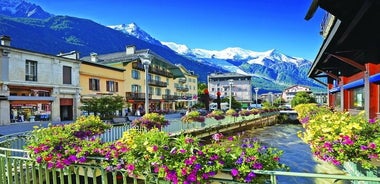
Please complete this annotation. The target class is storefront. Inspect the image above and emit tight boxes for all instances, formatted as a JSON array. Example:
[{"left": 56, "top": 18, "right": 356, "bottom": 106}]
[{"left": 9, "top": 99, "right": 53, "bottom": 122}]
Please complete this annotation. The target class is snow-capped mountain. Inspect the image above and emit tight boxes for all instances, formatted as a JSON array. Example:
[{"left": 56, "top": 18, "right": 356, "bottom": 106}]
[
  {"left": 108, "top": 23, "right": 322, "bottom": 91},
  {"left": 108, "top": 23, "right": 162, "bottom": 46},
  {"left": 0, "top": 0, "right": 52, "bottom": 19}
]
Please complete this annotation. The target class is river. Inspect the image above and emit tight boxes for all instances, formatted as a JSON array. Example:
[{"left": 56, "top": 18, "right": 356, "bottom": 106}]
[{"left": 244, "top": 123, "right": 348, "bottom": 184}]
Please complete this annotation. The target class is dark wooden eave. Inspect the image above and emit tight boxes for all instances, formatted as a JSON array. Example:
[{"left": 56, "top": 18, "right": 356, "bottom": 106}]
[{"left": 306, "top": 0, "right": 380, "bottom": 80}]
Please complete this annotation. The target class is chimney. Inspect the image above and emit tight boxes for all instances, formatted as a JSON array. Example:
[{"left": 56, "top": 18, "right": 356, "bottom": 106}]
[
  {"left": 126, "top": 45, "right": 135, "bottom": 55},
  {"left": 90, "top": 52, "right": 98, "bottom": 62},
  {"left": 0, "top": 35, "right": 11, "bottom": 46}
]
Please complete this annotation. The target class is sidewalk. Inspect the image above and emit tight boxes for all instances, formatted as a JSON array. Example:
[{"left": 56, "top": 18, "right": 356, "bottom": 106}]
[
  {"left": 0, "top": 120, "right": 73, "bottom": 136},
  {"left": 0, "top": 114, "right": 181, "bottom": 136}
]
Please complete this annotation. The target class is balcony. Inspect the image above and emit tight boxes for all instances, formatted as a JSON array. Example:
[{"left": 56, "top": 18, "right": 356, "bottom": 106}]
[
  {"left": 132, "top": 62, "right": 174, "bottom": 78},
  {"left": 162, "top": 94, "right": 178, "bottom": 101},
  {"left": 148, "top": 79, "right": 167, "bottom": 87},
  {"left": 176, "top": 86, "right": 189, "bottom": 92},
  {"left": 320, "top": 13, "right": 335, "bottom": 39},
  {"left": 176, "top": 95, "right": 193, "bottom": 101},
  {"left": 125, "top": 92, "right": 151, "bottom": 101},
  {"left": 178, "top": 78, "right": 186, "bottom": 83}
]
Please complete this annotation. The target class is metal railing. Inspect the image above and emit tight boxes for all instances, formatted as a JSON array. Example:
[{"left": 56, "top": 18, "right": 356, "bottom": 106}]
[{"left": 0, "top": 112, "right": 379, "bottom": 184}]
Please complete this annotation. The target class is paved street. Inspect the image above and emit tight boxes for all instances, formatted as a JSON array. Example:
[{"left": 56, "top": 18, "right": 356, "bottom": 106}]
[{"left": 0, "top": 113, "right": 183, "bottom": 136}]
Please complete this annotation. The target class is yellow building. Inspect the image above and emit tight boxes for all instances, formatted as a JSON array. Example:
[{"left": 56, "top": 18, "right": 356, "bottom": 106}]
[
  {"left": 81, "top": 46, "right": 186, "bottom": 115},
  {"left": 79, "top": 59, "right": 125, "bottom": 115},
  {"left": 173, "top": 64, "right": 198, "bottom": 108}
]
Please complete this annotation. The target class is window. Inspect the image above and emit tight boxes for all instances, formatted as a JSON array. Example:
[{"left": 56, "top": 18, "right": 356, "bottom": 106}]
[
  {"left": 156, "top": 88, "right": 161, "bottom": 96},
  {"left": 106, "top": 81, "right": 118, "bottom": 92},
  {"left": 165, "top": 89, "right": 170, "bottom": 95},
  {"left": 89, "top": 78, "right": 100, "bottom": 91},
  {"left": 149, "top": 87, "right": 154, "bottom": 95},
  {"left": 350, "top": 87, "right": 364, "bottom": 110},
  {"left": 63, "top": 66, "right": 72, "bottom": 84},
  {"left": 25, "top": 60, "right": 37, "bottom": 81},
  {"left": 334, "top": 92, "right": 341, "bottom": 109},
  {"left": 131, "top": 85, "right": 141, "bottom": 93},
  {"left": 148, "top": 74, "right": 152, "bottom": 82},
  {"left": 132, "top": 70, "right": 140, "bottom": 79}
]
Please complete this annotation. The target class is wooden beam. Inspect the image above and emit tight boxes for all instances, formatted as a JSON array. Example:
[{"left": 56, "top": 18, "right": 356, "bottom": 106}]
[
  {"left": 316, "top": 69, "right": 340, "bottom": 81},
  {"left": 329, "top": 54, "right": 366, "bottom": 71}
]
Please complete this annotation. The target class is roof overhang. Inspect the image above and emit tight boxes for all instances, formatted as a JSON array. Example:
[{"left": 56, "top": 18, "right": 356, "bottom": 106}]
[{"left": 306, "top": 0, "right": 380, "bottom": 81}]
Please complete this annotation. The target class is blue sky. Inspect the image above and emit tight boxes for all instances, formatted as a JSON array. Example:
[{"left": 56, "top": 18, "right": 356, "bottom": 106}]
[{"left": 28, "top": 0, "right": 326, "bottom": 61}]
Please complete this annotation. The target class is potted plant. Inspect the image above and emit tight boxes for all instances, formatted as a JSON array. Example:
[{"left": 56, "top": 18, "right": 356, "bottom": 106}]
[
  {"left": 131, "top": 112, "right": 170, "bottom": 130},
  {"left": 24, "top": 115, "right": 111, "bottom": 169},
  {"left": 295, "top": 104, "right": 380, "bottom": 169}
]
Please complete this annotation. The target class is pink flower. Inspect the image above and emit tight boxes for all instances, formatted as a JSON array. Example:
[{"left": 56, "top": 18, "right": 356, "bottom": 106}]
[{"left": 368, "top": 142, "right": 376, "bottom": 149}]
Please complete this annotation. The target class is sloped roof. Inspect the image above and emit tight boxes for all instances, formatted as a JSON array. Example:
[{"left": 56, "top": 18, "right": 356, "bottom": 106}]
[{"left": 81, "top": 49, "right": 184, "bottom": 78}]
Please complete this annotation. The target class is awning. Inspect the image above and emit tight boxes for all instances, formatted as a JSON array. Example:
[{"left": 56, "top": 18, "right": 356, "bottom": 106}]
[
  {"left": 342, "top": 79, "right": 364, "bottom": 90},
  {"left": 369, "top": 73, "right": 380, "bottom": 83},
  {"left": 8, "top": 96, "right": 55, "bottom": 101},
  {"left": 329, "top": 86, "right": 340, "bottom": 93}
]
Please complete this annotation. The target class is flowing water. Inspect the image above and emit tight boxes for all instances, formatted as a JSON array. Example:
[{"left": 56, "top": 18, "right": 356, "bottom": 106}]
[{"left": 244, "top": 123, "right": 348, "bottom": 184}]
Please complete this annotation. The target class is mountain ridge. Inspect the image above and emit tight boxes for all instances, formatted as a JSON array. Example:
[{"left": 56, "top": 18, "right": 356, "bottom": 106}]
[{"left": 0, "top": 0, "right": 325, "bottom": 93}]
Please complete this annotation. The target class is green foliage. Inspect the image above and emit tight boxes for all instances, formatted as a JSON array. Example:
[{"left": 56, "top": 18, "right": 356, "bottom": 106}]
[
  {"left": 221, "top": 96, "right": 241, "bottom": 110},
  {"left": 295, "top": 105, "right": 380, "bottom": 169},
  {"left": 290, "top": 91, "right": 316, "bottom": 107},
  {"left": 79, "top": 95, "right": 124, "bottom": 119},
  {"left": 24, "top": 115, "right": 111, "bottom": 169}
]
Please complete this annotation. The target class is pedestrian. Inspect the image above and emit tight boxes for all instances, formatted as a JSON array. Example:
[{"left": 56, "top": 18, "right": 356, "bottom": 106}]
[{"left": 185, "top": 107, "right": 191, "bottom": 115}]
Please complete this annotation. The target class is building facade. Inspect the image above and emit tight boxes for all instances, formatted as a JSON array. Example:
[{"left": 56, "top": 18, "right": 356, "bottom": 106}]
[
  {"left": 81, "top": 45, "right": 190, "bottom": 115},
  {"left": 207, "top": 72, "right": 253, "bottom": 109},
  {"left": 305, "top": 1, "right": 380, "bottom": 119},
  {"left": 79, "top": 58, "right": 126, "bottom": 116},
  {"left": 173, "top": 64, "right": 198, "bottom": 109},
  {"left": 282, "top": 85, "right": 312, "bottom": 103},
  {"left": 0, "top": 36, "right": 81, "bottom": 125}
]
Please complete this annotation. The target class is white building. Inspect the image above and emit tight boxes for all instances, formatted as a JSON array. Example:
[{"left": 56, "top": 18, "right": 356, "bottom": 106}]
[
  {"left": 207, "top": 72, "right": 253, "bottom": 109},
  {"left": 0, "top": 35, "right": 81, "bottom": 125},
  {"left": 282, "top": 85, "right": 311, "bottom": 103}
]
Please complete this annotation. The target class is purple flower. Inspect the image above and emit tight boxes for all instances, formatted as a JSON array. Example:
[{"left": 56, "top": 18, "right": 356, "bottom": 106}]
[
  {"left": 253, "top": 162, "right": 263, "bottom": 169},
  {"left": 369, "top": 118, "right": 376, "bottom": 124},
  {"left": 231, "top": 168, "right": 239, "bottom": 176}
]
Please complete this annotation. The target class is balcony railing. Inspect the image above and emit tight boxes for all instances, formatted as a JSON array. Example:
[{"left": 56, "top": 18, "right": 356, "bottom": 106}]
[
  {"left": 320, "top": 12, "right": 335, "bottom": 39},
  {"left": 162, "top": 94, "right": 178, "bottom": 101},
  {"left": 132, "top": 62, "right": 174, "bottom": 78},
  {"left": 125, "top": 92, "right": 151, "bottom": 101},
  {"left": 148, "top": 79, "right": 167, "bottom": 87},
  {"left": 176, "top": 86, "right": 189, "bottom": 92},
  {"left": 176, "top": 95, "right": 193, "bottom": 100},
  {"left": 178, "top": 78, "right": 186, "bottom": 83}
]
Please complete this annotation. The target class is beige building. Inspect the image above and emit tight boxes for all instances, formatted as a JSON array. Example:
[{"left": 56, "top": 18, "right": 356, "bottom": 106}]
[
  {"left": 174, "top": 64, "right": 198, "bottom": 108},
  {"left": 81, "top": 45, "right": 188, "bottom": 115},
  {"left": 0, "top": 36, "right": 81, "bottom": 125},
  {"left": 207, "top": 72, "right": 253, "bottom": 109}
]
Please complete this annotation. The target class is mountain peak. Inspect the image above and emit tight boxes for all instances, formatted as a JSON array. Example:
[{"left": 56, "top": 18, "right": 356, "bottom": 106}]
[
  {"left": 108, "top": 22, "right": 162, "bottom": 45},
  {"left": 0, "top": 0, "right": 53, "bottom": 19}
]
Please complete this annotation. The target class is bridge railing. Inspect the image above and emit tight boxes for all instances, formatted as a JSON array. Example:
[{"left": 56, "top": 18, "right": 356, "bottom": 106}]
[
  {"left": 1, "top": 146, "right": 380, "bottom": 184},
  {"left": 1, "top": 111, "right": 379, "bottom": 183}
]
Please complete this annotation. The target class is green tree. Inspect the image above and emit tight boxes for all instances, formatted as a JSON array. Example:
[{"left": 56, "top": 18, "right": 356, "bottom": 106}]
[
  {"left": 274, "top": 97, "right": 286, "bottom": 107},
  {"left": 291, "top": 91, "right": 316, "bottom": 108},
  {"left": 79, "top": 95, "right": 124, "bottom": 119},
  {"left": 221, "top": 96, "right": 241, "bottom": 110}
]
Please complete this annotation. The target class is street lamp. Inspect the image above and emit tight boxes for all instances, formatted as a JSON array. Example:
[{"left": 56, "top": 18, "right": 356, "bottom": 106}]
[
  {"left": 229, "top": 79, "right": 234, "bottom": 110},
  {"left": 140, "top": 53, "right": 152, "bottom": 114},
  {"left": 254, "top": 87, "right": 259, "bottom": 107},
  {"left": 269, "top": 92, "right": 273, "bottom": 107}
]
